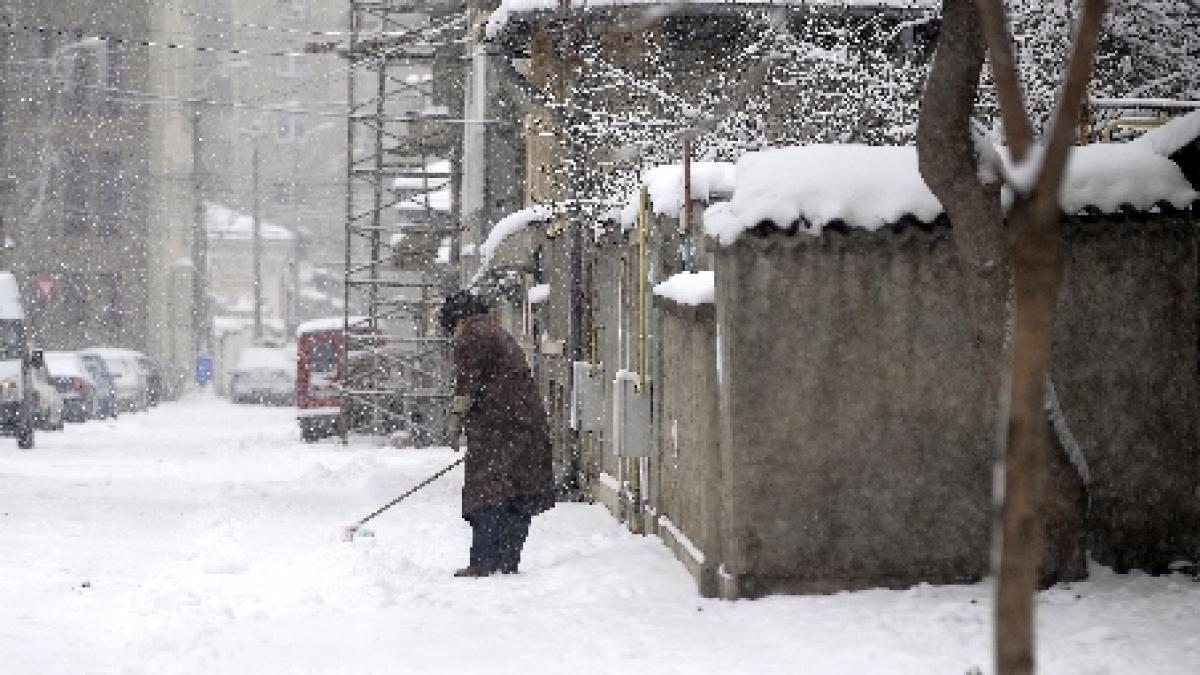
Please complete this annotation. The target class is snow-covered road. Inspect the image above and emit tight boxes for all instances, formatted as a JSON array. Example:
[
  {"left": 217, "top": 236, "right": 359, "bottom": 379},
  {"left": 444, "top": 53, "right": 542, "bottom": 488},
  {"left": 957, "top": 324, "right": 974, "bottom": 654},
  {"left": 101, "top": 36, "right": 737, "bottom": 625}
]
[{"left": 2, "top": 396, "right": 1197, "bottom": 674}]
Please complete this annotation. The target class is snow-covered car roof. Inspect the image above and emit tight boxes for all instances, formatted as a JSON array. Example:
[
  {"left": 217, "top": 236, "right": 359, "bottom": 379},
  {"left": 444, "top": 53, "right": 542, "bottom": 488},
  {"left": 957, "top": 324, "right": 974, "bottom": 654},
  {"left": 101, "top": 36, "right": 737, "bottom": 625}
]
[
  {"left": 297, "top": 316, "right": 362, "bottom": 338},
  {"left": 45, "top": 352, "right": 94, "bottom": 382}
]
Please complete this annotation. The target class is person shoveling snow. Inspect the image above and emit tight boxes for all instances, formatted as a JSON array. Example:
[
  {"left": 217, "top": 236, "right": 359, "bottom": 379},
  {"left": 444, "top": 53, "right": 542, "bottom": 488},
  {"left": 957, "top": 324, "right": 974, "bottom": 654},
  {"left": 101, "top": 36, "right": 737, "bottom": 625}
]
[{"left": 440, "top": 290, "right": 555, "bottom": 578}]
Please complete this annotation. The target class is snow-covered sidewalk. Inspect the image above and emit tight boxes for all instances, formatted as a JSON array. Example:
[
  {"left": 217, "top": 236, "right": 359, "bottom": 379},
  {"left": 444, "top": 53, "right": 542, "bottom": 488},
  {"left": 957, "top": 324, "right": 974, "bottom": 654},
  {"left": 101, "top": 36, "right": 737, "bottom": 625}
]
[{"left": 1, "top": 396, "right": 1197, "bottom": 674}]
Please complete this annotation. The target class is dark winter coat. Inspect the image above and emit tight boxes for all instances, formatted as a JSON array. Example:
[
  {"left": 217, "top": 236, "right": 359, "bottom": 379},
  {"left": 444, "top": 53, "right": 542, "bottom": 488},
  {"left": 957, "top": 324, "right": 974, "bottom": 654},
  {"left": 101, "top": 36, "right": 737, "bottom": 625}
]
[{"left": 454, "top": 314, "right": 554, "bottom": 519}]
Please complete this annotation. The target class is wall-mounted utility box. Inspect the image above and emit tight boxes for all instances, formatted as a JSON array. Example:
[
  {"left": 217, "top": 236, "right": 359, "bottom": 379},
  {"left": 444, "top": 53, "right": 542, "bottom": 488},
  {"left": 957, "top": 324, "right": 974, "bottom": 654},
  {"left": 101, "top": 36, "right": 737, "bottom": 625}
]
[
  {"left": 571, "top": 360, "right": 604, "bottom": 433},
  {"left": 613, "top": 369, "right": 652, "bottom": 457}
]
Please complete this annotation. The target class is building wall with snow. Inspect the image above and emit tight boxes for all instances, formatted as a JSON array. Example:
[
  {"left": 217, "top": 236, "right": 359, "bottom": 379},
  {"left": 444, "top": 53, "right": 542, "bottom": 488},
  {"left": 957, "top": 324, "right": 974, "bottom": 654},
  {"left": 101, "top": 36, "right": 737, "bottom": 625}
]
[
  {"left": 652, "top": 299, "right": 724, "bottom": 597},
  {"left": 714, "top": 225, "right": 994, "bottom": 594},
  {"left": 708, "top": 212, "right": 1199, "bottom": 594},
  {"left": 1050, "top": 214, "right": 1199, "bottom": 572}
]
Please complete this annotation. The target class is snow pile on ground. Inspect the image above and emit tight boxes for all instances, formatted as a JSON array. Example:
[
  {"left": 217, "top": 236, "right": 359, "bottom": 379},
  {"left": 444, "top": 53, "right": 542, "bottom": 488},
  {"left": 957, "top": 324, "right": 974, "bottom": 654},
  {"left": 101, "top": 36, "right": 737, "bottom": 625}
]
[
  {"left": 528, "top": 283, "right": 551, "bottom": 304},
  {"left": 620, "top": 162, "right": 736, "bottom": 228},
  {"left": 653, "top": 270, "right": 715, "bottom": 306},
  {"left": 486, "top": 0, "right": 938, "bottom": 39},
  {"left": 2, "top": 396, "right": 1198, "bottom": 674},
  {"left": 705, "top": 139, "right": 1198, "bottom": 245}
]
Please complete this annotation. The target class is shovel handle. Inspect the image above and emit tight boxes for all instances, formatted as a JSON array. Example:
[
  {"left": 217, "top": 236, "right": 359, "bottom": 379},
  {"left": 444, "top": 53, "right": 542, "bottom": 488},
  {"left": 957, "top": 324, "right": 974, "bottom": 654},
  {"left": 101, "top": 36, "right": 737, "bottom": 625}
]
[{"left": 351, "top": 456, "right": 465, "bottom": 528}]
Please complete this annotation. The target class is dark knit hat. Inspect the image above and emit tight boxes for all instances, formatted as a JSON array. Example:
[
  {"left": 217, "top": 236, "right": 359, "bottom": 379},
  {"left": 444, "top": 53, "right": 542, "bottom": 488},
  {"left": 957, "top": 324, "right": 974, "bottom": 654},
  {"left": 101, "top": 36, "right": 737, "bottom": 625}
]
[{"left": 438, "top": 290, "right": 490, "bottom": 333}]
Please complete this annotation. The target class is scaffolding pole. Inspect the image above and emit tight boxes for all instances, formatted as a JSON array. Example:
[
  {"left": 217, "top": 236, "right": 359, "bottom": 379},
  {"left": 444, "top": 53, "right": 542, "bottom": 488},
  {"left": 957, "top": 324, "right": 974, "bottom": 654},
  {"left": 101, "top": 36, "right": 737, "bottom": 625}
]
[{"left": 341, "top": 0, "right": 465, "bottom": 444}]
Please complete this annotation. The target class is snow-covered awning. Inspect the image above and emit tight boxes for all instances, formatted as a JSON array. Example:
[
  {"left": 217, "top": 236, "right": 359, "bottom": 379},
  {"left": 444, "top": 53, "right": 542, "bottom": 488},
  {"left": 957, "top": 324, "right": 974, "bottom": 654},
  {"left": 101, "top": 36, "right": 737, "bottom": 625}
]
[
  {"left": 620, "top": 162, "right": 736, "bottom": 229},
  {"left": 653, "top": 270, "right": 715, "bottom": 306},
  {"left": 470, "top": 205, "right": 555, "bottom": 285},
  {"left": 705, "top": 128, "right": 1199, "bottom": 245}
]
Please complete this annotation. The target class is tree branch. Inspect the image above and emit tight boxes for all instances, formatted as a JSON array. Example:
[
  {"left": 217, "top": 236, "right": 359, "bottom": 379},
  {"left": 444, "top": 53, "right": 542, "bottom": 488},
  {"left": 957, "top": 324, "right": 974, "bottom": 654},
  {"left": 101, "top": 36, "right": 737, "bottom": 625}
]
[
  {"left": 974, "top": 0, "right": 1035, "bottom": 161},
  {"left": 1033, "top": 0, "right": 1107, "bottom": 218}
]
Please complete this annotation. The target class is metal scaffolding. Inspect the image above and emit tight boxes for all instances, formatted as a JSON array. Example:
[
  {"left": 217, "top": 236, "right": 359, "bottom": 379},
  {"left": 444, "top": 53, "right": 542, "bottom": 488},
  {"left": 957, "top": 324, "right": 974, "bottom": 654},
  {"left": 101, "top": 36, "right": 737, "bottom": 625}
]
[{"left": 340, "top": 0, "right": 465, "bottom": 443}]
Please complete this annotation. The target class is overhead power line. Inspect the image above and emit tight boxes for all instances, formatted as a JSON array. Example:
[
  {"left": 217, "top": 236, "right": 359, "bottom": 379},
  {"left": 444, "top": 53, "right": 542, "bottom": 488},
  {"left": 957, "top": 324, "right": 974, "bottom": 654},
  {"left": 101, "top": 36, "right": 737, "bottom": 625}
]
[{"left": 0, "top": 20, "right": 463, "bottom": 61}]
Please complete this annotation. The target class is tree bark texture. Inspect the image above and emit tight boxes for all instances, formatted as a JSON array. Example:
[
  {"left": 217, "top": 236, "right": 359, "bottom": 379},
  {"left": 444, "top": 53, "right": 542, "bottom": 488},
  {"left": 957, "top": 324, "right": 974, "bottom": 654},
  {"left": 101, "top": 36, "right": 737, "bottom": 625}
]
[{"left": 919, "top": 1, "right": 1104, "bottom": 673}]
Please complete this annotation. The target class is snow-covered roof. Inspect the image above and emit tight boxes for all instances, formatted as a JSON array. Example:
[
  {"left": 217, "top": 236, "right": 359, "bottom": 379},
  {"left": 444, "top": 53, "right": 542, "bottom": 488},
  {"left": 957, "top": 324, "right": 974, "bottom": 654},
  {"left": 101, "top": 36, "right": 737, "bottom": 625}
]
[
  {"left": 471, "top": 206, "right": 555, "bottom": 285},
  {"left": 0, "top": 272, "right": 23, "bottom": 321},
  {"left": 480, "top": 206, "right": 554, "bottom": 261},
  {"left": 396, "top": 188, "right": 451, "bottom": 213},
  {"left": 296, "top": 316, "right": 366, "bottom": 338},
  {"left": 705, "top": 140, "right": 1199, "bottom": 245},
  {"left": 486, "top": 0, "right": 937, "bottom": 39},
  {"left": 1133, "top": 109, "right": 1200, "bottom": 158},
  {"left": 653, "top": 270, "right": 715, "bottom": 306},
  {"left": 620, "top": 162, "right": 736, "bottom": 228},
  {"left": 206, "top": 204, "right": 295, "bottom": 241},
  {"left": 235, "top": 347, "right": 295, "bottom": 372}
]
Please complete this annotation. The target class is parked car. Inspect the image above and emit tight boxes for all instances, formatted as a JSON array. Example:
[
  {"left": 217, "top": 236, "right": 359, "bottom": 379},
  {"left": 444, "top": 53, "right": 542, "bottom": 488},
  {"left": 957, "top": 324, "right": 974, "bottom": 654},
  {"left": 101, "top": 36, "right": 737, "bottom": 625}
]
[
  {"left": 0, "top": 273, "right": 37, "bottom": 448},
  {"left": 134, "top": 354, "right": 164, "bottom": 406},
  {"left": 30, "top": 355, "right": 65, "bottom": 432},
  {"left": 80, "top": 348, "right": 147, "bottom": 412},
  {"left": 79, "top": 352, "right": 119, "bottom": 419},
  {"left": 44, "top": 351, "right": 97, "bottom": 423},
  {"left": 230, "top": 347, "right": 295, "bottom": 406}
]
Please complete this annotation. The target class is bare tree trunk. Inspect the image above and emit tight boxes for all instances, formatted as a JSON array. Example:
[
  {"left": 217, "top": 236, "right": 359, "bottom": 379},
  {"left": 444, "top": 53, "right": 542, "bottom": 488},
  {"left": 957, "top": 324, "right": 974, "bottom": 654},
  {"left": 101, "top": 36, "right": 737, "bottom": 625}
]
[
  {"left": 917, "top": 0, "right": 1010, "bottom": 399},
  {"left": 919, "top": 2, "right": 1106, "bottom": 673}
]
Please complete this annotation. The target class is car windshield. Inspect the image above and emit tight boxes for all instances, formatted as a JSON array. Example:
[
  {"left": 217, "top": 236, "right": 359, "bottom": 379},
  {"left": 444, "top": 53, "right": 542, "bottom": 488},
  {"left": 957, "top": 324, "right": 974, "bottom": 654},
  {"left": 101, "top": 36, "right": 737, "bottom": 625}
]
[
  {"left": 0, "top": 321, "right": 23, "bottom": 360},
  {"left": 308, "top": 340, "right": 337, "bottom": 373}
]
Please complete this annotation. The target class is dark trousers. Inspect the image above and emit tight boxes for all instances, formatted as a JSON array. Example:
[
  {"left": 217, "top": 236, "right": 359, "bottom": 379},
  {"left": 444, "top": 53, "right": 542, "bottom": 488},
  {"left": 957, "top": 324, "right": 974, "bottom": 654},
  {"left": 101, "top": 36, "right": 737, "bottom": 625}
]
[{"left": 468, "top": 499, "right": 533, "bottom": 573}]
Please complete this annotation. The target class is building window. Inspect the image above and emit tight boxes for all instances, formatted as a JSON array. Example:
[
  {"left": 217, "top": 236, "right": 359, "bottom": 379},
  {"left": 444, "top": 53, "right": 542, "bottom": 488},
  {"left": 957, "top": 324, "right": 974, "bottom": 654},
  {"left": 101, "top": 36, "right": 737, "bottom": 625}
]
[
  {"left": 96, "top": 273, "right": 121, "bottom": 327},
  {"left": 62, "top": 272, "right": 88, "bottom": 324}
]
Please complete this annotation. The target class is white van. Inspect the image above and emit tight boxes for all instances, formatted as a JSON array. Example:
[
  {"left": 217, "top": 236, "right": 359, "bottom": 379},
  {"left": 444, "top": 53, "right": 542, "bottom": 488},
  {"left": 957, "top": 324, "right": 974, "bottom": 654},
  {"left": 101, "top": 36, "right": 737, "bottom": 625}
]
[{"left": 0, "top": 272, "right": 37, "bottom": 448}]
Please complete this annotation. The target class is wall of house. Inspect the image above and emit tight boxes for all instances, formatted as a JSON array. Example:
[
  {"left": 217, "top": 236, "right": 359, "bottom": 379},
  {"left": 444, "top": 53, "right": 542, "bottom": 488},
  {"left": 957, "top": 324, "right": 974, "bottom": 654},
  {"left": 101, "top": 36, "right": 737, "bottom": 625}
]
[
  {"left": 714, "top": 226, "right": 994, "bottom": 596},
  {"left": 709, "top": 213, "right": 1198, "bottom": 596},
  {"left": 1051, "top": 214, "right": 1200, "bottom": 572},
  {"left": 653, "top": 299, "right": 723, "bottom": 597}
]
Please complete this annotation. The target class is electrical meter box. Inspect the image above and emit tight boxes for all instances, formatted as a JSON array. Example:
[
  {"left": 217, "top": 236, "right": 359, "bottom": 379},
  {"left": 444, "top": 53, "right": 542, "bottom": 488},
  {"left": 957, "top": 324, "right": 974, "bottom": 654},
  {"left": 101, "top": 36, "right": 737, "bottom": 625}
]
[
  {"left": 571, "top": 361, "right": 604, "bottom": 432},
  {"left": 613, "top": 370, "right": 652, "bottom": 457}
]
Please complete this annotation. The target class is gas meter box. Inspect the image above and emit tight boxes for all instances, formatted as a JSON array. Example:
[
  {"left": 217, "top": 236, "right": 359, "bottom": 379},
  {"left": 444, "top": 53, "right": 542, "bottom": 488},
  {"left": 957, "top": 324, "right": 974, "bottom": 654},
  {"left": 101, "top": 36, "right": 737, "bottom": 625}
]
[
  {"left": 613, "top": 370, "right": 652, "bottom": 458},
  {"left": 571, "top": 360, "right": 604, "bottom": 433}
]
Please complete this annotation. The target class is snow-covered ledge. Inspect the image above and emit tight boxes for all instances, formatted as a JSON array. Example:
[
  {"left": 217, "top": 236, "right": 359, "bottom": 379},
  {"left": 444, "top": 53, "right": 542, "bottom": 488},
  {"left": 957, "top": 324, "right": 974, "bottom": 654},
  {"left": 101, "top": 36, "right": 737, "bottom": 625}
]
[
  {"left": 619, "top": 163, "right": 736, "bottom": 229},
  {"left": 704, "top": 117, "right": 1199, "bottom": 246},
  {"left": 471, "top": 205, "right": 554, "bottom": 284},
  {"left": 652, "top": 270, "right": 715, "bottom": 306},
  {"left": 528, "top": 283, "right": 551, "bottom": 305}
]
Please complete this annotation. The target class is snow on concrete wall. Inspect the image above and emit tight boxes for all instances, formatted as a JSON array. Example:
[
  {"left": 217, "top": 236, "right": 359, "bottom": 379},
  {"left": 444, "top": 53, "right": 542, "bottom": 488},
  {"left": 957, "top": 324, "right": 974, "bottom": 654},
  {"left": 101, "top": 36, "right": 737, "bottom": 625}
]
[{"left": 704, "top": 140, "right": 1198, "bottom": 245}]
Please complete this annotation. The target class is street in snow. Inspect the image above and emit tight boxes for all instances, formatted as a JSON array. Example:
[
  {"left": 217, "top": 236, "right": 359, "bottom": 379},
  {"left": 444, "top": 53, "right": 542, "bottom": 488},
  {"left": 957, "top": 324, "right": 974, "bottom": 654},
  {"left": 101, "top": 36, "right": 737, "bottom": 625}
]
[{"left": 2, "top": 396, "right": 1197, "bottom": 674}]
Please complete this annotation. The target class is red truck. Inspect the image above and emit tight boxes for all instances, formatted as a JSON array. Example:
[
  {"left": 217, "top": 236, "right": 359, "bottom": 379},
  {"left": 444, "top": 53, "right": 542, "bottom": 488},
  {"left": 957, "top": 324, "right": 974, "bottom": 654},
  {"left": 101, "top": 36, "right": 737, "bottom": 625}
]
[{"left": 295, "top": 318, "right": 346, "bottom": 442}]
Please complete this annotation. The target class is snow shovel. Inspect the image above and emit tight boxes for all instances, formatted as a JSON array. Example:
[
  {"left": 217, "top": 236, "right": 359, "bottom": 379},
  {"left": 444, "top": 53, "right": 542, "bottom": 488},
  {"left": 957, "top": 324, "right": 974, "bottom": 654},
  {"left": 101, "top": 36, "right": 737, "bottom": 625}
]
[{"left": 342, "top": 456, "right": 465, "bottom": 542}]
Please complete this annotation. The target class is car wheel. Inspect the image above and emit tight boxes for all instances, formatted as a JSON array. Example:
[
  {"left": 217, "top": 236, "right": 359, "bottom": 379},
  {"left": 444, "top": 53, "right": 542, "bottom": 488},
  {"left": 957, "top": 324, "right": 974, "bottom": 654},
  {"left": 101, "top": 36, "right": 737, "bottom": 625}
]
[{"left": 17, "top": 425, "right": 34, "bottom": 449}]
